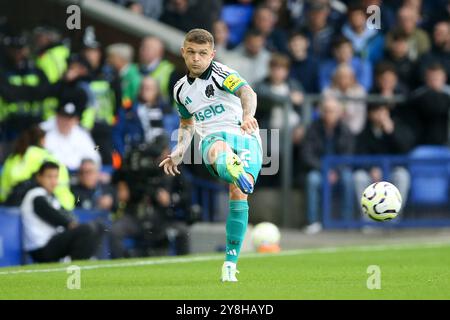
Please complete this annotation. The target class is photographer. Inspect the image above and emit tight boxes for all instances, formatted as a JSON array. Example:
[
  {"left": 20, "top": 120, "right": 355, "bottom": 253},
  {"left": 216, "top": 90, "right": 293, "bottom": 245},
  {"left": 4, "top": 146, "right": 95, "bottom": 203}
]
[{"left": 110, "top": 136, "right": 197, "bottom": 258}]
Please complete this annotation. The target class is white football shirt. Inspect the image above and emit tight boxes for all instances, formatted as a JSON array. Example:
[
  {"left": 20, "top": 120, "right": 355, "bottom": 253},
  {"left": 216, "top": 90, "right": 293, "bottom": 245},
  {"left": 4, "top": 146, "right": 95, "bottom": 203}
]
[{"left": 173, "top": 61, "right": 251, "bottom": 140}]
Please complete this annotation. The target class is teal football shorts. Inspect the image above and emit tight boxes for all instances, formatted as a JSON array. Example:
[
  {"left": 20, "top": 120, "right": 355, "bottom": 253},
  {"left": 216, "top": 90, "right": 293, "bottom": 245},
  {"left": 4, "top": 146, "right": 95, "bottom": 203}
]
[{"left": 201, "top": 131, "right": 263, "bottom": 183}]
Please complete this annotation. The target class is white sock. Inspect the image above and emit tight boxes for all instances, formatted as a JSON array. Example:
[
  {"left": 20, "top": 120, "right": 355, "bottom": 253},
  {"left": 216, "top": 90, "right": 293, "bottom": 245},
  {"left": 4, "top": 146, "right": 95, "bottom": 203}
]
[{"left": 224, "top": 261, "right": 236, "bottom": 268}]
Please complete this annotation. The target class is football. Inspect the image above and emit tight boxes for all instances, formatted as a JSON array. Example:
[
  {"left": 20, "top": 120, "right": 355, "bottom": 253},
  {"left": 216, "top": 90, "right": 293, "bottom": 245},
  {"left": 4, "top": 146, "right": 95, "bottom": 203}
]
[
  {"left": 251, "top": 222, "right": 281, "bottom": 252},
  {"left": 361, "top": 182, "right": 403, "bottom": 221}
]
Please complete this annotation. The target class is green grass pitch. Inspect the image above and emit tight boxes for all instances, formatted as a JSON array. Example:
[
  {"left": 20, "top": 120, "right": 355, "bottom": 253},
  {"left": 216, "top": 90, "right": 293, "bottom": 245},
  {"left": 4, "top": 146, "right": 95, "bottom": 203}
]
[{"left": 1, "top": 242, "right": 449, "bottom": 300}]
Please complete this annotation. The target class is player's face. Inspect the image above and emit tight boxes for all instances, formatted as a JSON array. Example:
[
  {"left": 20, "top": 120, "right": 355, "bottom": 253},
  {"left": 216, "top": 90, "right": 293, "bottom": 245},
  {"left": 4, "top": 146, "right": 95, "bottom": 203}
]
[{"left": 181, "top": 41, "right": 215, "bottom": 77}]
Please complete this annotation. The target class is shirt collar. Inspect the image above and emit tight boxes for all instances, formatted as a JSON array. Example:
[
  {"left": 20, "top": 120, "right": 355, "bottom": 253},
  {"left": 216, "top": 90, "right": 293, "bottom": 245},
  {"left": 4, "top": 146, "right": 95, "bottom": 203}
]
[{"left": 187, "top": 62, "right": 213, "bottom": 84}]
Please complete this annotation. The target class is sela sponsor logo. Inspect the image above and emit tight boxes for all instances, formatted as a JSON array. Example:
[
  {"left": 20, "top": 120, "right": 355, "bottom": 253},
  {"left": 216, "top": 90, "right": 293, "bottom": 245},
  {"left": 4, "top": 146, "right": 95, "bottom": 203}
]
[{"left": 194, "top": 104, "right": 225, "bottom": 122}]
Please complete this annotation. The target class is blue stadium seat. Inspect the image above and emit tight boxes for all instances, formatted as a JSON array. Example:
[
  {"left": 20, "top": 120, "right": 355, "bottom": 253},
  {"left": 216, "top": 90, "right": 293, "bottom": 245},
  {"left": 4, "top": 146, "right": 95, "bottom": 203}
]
[
  {"left": 0, "top": 207, "right": 22, "bottom": 267},
  {"left": 221, "top": 5, "right": 254, "bottom": 47},
  {"left": 408, "top": 146, "right": 450, "bottom": 205},
  {"left": 73, "top": 209, "right": 111, "bottom": 224}
]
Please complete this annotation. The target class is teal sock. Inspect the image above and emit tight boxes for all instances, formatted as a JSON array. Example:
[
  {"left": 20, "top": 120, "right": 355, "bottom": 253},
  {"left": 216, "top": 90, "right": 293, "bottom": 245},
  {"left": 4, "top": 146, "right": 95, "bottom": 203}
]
[
  {"left": 215, "top": 151, "right": 234, "bottom": 184},
  {"left": 225, "top": 200, "right": 249, "bottom": 263}
]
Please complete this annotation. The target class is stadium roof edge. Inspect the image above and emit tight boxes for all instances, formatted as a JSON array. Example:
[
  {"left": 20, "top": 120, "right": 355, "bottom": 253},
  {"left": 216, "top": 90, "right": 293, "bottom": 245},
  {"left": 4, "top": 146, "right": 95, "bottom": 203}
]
[{"left": 52, "top": 0, "right": 209, "bottom": 58}]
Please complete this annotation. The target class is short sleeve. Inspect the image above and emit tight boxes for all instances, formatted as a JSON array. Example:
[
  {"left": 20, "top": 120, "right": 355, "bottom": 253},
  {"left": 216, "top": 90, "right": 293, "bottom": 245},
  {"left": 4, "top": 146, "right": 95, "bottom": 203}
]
[{"left": 222, "top": 73, "right": 248, "bottom": 94}]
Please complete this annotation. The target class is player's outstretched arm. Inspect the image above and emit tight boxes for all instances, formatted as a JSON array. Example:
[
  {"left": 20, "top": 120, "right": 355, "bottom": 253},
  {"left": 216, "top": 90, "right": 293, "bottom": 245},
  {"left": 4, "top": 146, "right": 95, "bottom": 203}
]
[
  {"left": 159, "top": 117, "right": 195, "bottom": 176},
  {"left": 235, "top": 85, "right": 259, "bottom": 135}
]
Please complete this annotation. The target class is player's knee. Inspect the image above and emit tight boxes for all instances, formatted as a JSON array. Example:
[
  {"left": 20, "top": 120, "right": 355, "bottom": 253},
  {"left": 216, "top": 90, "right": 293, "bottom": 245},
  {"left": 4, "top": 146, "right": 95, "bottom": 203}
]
[{"left": 208, "top": 141, "right": 231, "bottom": 164}]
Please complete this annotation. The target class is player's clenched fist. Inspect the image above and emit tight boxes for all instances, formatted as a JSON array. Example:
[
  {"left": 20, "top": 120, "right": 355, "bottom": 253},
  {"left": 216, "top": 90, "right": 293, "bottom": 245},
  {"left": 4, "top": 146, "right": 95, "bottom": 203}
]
[{"left": 241, "top": 115, "right": 259, "bottom": 135}]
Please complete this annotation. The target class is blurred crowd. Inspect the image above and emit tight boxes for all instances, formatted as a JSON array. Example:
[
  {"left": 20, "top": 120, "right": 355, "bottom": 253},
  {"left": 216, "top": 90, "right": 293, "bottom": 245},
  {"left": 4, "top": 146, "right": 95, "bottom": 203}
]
[{"left": 0, "top": 0, "right": 450, "bottom": 259}]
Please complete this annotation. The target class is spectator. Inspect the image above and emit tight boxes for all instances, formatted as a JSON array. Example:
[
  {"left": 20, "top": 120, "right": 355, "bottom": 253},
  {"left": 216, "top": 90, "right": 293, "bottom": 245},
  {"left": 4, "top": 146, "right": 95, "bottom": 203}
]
[
  {"left": 21, "top": 161, "right": 102, "bottom": 263},
  {"left": 41, "top": 101, "right": 102, "bottom": 170},
  {"left": 0, "top": 126, "right": 75, "bottom": 210},
  {"left": 287, "top": 31, "right": 320, "bottom": 93},
  {"left": 113, "top": 76, "right": 179, "bottom": 156},
  {"left": 293, "top": 0, "right": 346, "bottom": 32},
  {"left": 254, "top": 53, "right": 306, "bottom": 186},
  {"left": 382, "top": 30, "right": 417, "bottom": 90},
  {"left": 418, "top": 21, "right": 450, "bottom": 85},
  {"left": 254, "top": 53, "right": 305, "bottom": 132},
  {"left": 106, "top": 43, "right": 141, "bottom": 107},
  {"left": 319, "top": 36, "right": 373, "bottom": 91},
  {"left": 160, "top": 0, "right": 193, "bottom": 32},
  {"left": 33, "top": 26, "right": 70, "bottom": 83},
  {"left": 322, "top": 64, "right": 367, "bottom": 135},
  {"left": 353, "top": 102, "right": 413, "bottom": 214},
  {"left": 298, "top": 0, "right": 336, "bottom": 60},
  {"left": 341, "top": 2, "right": 385, "bottom": 64},
  {"left": 115, "top": 0, "right": 164, "bottom": 20},
  {"left": 225, "top": 29, "right": 271, "bottom": 86},
  {"left": 79, "top": 27, "right": 122, "bottom": 166},
  {"left": 385, "top": 5, "right": 431, "bottom": 61},
  {"left": 71, "top": 159, "right": 116, "bottom": 211},
  {"left": 160, "top": 0, "right": 221, "bottom": 32},
  {"left": 190, "top": 0, "right": 223, "bottom": 32},
  {"left": 403, "top": 0, "right": 435, "bottom": 31},
  {"left": 252, "top": 5, "right": 288, "bottom": 53},
  {"left": 407, "top": 63, "right": 450, "bottom": 145},
  {"left": 263, "top": 0, "right": 290, "bottom": 29},
  {"left": 0, "top": 33, "right": 51, "bottom": 149},
  {"left": 138, "top": 36, "right": 177, "bottom": 102},
  {"left": 426, "top": 0, "right": 450, "bottom": 31},
  {"left": 301, "top": 96, "right": 354, "bottom": 234},
  {"left": 213, "top": 20, "right": 232, "bottom": 58},
  {"left": 370, "top": 61, "right": 408, "bottom": 110}
]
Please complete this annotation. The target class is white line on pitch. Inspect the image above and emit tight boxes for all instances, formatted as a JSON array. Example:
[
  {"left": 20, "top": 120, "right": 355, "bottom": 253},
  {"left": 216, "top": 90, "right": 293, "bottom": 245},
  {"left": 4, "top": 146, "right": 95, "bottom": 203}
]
[{"left": 0, "top": 241, "right": 449, "bottom": 276}]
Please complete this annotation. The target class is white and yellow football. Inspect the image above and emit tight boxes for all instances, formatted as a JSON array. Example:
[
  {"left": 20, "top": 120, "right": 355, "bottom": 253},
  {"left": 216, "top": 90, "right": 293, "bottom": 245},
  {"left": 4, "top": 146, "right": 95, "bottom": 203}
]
[{"left": 361, "top": 182, "right": 402, "bottom": 221}]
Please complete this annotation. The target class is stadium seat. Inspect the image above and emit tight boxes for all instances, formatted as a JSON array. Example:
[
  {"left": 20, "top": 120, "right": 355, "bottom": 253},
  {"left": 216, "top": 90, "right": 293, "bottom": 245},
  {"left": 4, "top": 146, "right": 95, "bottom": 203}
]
[
  {"left": 408, "top": 146, "right": 450, "bottom": 205},
  {"left": 221, "top": 5, "right": 254, "bottom": 47},
  {"left": 0, "top": 207, "right": 22, "bottom": 267}
]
